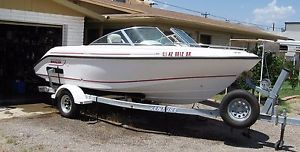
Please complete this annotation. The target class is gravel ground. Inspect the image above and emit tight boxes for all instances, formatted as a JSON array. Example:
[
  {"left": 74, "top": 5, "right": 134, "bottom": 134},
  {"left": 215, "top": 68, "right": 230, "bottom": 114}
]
[{"left": 0, "top": 102, "right": 299, "bottom": 152}]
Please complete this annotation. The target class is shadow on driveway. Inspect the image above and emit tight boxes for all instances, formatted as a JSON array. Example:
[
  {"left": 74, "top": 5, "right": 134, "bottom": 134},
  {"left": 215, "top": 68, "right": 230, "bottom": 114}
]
[{"left": 79, "top": 103, "right": 282, "bottom": 150}]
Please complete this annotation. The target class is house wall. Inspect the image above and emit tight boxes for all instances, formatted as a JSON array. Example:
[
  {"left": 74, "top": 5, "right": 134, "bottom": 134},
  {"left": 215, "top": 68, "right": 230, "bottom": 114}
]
[
  {"left": 284, "top": 23, "right": 300, "bottom": 41},
  {"left": 280, "top": 31, "right": 300, "bottom": 41},
  {"left": 286, "top": 23, "right": 300, "bottom": 31},
  {"left": 271, "top": 23, "right": 300, "bottom": 41},
  {"left": 211, "top": 34, "right": 231, "bottom": 46},
  {"left": 197, "top": 30, "right": 231, "bottom": 45},
  {"left": 0, "top": 0, "right": 85, "bottom": 45}
]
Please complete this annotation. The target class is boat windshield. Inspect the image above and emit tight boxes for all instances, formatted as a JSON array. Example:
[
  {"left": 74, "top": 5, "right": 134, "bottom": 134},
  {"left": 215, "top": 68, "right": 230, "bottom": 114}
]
[
  {"left": 90, "top": 27, "right": 174, "bottom": 46},
  {"left": 90, "top": 31, "right": 130, "bottom": 45},
  {"left": 170, "top": 28, "right": 198, "bottom": 46},
  {"left": 124, "top": 27, "right": 173, "bottom": 46}
]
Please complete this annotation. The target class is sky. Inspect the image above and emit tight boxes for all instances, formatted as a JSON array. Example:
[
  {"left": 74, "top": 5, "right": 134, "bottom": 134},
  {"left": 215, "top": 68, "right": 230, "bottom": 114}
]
[{"left": 153, "top": 0, "right": 300, "bottom": 31}]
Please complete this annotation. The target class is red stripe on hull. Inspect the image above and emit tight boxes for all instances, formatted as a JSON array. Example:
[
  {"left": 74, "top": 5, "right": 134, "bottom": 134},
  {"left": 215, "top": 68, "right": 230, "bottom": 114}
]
[{"left": 37, "top": 74, "right": 237, "bottom": 84}]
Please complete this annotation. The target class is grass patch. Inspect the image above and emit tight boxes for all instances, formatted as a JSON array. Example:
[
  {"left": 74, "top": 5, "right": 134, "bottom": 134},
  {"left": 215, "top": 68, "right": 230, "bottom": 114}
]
[
  {"left": 211, "top": 81, "right": 300, "bottom": 113},
  {"left": 6, "top": 137, "right": 17, "bottom": 145},
  {"left": 211, "top": 94, "right": 225, "bottom": 102},
  {"left": 279, "top": 82, "right": 300, "bottom": 98},
  {"left": 278, "top": 99, "right": 292, "bottom": 113},
  {"left": 21, "top": 149, "right": 28, "bottom": 152}
]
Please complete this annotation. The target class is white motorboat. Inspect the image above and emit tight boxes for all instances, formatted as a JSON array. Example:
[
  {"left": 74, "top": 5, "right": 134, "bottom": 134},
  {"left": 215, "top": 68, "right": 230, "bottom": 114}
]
[{"left": 34, "top": 27, "right": 260, "bottom": 104}]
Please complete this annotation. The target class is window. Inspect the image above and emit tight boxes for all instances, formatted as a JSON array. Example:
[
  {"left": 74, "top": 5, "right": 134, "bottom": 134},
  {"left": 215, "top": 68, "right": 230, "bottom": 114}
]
[
  {"left": 279, "top": 45, "right": 288, "bottom": 51},
  {"left": 200, "top": 34, "right": 211, "bottom": 44}
]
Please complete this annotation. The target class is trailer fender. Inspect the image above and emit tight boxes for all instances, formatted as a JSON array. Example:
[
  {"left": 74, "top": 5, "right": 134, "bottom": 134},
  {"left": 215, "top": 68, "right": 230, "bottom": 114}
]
[{"left": 52, "top": 84, "right": 91, "bottom": 104}]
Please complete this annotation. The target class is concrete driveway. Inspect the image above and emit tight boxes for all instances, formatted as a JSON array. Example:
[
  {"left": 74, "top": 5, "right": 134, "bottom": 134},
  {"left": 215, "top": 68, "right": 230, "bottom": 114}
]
[
  {"left": 0, "top": 102, "right": 299, "bottom": 152},
  {"left": 0, "top": 103, "right": 56, "bottom": 120}
]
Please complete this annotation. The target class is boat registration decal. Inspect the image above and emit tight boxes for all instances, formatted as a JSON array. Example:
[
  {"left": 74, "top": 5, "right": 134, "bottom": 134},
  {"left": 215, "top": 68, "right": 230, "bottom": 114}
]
[
  {"left": 150, "top": 106, "right": 177, "bottom": 113},
  {"left": 162, "top": 51, "right": 192, "bottom": 57}
]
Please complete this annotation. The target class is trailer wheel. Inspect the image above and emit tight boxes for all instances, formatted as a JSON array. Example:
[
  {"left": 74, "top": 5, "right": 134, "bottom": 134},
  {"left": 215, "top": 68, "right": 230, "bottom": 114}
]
[
  {"left": 57, "top": 90, "right": 80, "bottom": 118},
  {"left": 220, "top": 89, "right": 259, "bottom": 128}
]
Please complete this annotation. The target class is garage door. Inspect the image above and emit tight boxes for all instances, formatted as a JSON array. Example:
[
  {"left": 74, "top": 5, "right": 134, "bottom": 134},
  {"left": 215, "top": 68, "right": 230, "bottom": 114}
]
[
  {"left": 0, "top": 8, "right": 84, "bottom": 46},
  {"left": 0, "top": 23, "right": 62, "bottom": 100}
]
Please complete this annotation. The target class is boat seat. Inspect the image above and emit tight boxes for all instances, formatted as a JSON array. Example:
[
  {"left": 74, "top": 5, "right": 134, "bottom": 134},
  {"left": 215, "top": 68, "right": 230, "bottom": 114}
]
[{"left": 107, "top": 34, "right": 123, "bottom": 44}]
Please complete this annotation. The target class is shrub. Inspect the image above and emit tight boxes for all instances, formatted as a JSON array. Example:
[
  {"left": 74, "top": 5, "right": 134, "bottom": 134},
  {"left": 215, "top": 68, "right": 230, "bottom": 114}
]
[
  {"left": 284, "top": 61, "right": 299, "bottom": 89},
  {"left": 233, "top": 47, "right": 299, "bottom": 90}
]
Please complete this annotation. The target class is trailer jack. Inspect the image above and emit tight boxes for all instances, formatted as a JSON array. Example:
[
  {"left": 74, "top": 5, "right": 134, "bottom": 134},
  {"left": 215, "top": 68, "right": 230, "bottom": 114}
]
[
  {"left": 274, "top": 110, "right": 287, "bottom": 150},
  {"left": 247, "top": 69, "right": 300, "bottom": 150}
]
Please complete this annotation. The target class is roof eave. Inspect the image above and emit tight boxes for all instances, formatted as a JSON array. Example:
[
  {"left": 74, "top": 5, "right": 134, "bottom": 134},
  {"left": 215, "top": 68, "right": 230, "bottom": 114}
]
[
  {"left": 51, "top": 0, "right": 106, "bottom": 21},
  {"left": 105, "top": 15, "right": 287, "bottom": 40},
  {"left": 79, "top": 0, "right": 144, "bottom": 14}
]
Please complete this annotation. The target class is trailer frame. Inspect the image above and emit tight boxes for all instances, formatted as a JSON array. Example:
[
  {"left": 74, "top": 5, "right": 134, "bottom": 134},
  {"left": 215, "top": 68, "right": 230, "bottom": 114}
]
[{"left": 39, "top": 68, "right": 300, "bottom": 150}]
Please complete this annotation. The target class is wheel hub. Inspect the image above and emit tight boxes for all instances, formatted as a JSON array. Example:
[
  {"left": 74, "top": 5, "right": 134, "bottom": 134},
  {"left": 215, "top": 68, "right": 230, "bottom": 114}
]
[
  {"left": 61, "top": 95, "right": 72, "bottom": 114},
  {"left": 227, "top": 98, "right": 251, "bottom": 122}
]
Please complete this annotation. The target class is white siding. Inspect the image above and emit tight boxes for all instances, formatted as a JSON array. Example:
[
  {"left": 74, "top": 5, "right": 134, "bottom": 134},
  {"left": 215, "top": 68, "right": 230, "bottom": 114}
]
[
  {"left": 281, "top": 31, "right": 300, "bottom": 41},
  {"left": 286, "top": 23, "right": 300, "bottom": 31},
  {"left": 272, "top": 31, "right": 300, "bottom": 41},
  {"left": 0, "top": 8, "right": 84, "bottom": 46}
]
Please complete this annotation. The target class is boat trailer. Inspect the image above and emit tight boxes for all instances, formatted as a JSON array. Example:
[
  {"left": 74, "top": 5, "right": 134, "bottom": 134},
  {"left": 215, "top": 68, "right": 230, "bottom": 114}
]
[{"left": 40, "top": 68, "right": 300, "bottom": 150}]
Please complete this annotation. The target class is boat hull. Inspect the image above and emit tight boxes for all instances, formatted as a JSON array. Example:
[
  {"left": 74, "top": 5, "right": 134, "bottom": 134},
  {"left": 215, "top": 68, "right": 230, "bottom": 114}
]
[{"left": 34, "top": 56, "right": 259, "bottom": 104}]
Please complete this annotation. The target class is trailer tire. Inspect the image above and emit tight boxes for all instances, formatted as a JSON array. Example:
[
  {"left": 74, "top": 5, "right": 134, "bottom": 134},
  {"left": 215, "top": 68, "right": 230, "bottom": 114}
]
[
  {"left": 57, "top": 90, "right": 80, "bottom": 118},
  {"left": 220, "top": 89, "right": 259, "bottom": 128}
]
